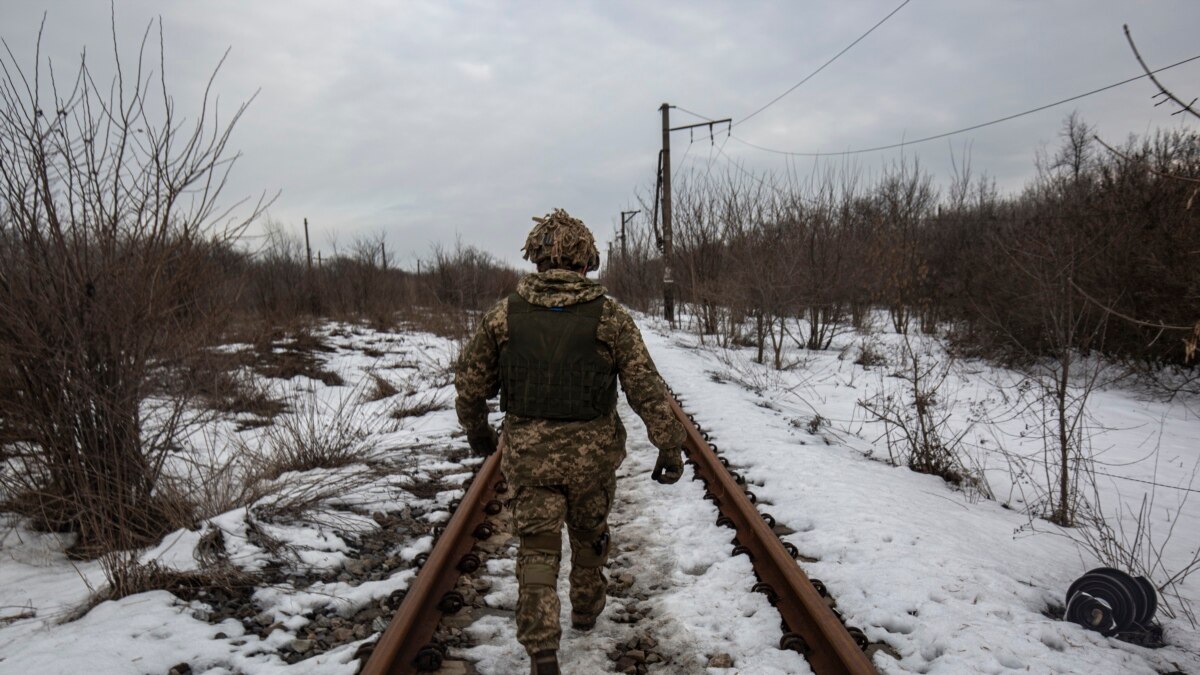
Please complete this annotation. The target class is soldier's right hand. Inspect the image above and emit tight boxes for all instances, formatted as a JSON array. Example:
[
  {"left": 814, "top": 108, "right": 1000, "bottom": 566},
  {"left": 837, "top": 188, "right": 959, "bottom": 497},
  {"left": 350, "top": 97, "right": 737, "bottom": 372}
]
[
  {"left": 651, "top": 447, "right": 684, "bottom": 485},
  {"left": 468, "top": 428, "right": 499, "bottom": 457}
]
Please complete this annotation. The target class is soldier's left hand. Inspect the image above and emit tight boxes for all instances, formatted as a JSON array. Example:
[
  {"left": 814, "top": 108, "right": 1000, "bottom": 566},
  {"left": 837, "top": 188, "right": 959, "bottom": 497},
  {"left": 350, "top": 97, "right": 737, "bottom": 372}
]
[
  {"left": 468, "top": 427, "right": 499, "bottom": 457},
  {"left": 651, "top": 447, "right": 684, "bottom": 484}
]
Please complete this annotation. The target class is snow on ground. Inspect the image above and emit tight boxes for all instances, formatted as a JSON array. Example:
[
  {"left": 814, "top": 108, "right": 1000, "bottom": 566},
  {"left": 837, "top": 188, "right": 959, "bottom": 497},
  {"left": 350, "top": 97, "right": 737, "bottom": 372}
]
[
  {"left": 462, "top": 395, "right": 813, "bottom": 674},
  {"left": 640, "top": 313, "right": 1200, "bottom": 674},
  {"left": 0, "top": 323, "right": 476, "bottom": 674},
  {"left": 2, "top": 314, "right": 1199, "bottom": 674}
]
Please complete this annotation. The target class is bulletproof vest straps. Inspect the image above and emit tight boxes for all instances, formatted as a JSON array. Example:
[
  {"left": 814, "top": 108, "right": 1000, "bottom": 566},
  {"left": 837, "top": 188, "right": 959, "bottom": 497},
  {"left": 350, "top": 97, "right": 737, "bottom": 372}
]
[{"left": 499, "top": 293, "right": 617, "bottom": 421}]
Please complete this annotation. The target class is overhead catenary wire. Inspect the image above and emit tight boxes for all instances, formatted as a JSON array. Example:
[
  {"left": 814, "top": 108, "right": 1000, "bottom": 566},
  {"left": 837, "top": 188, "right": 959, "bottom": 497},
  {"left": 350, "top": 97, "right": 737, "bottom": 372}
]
[
  {"left": 735, "top": 0, "right": 911, "bottom": 130},
  {"left": 731, "top": 52, "right": 1200, "bottom": 157},
  {"left": 674, "top": 105, "right": 717, "bottom": 123}
]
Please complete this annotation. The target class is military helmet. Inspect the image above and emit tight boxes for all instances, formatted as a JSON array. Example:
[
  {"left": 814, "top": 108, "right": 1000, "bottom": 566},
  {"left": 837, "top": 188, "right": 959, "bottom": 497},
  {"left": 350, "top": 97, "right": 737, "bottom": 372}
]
[{"left": 522, "top": 208, "right": 600, "bottom": 273}]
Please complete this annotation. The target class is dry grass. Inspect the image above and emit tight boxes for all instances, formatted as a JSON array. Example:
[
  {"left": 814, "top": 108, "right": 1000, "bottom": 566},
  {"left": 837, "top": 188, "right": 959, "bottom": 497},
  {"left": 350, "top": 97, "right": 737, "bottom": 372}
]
[
  {"left": 91, "top": 554, "right": 261, "bottom": 608},
  {"left": 363, "top": 373, "right": 400, "bottom": 402},
  {"left": 390, "top": 393, "right": 450, "bottom": 421},
  {"left": 242, "top": 382, "right": 387, "bottom": 481}
]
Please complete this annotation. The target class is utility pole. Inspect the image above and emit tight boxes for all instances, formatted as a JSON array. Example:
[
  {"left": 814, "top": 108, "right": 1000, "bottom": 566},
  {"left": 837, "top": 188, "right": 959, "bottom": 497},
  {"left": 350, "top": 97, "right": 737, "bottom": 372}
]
[
  {"left": 304, "top": 218, "right": 313, "bottom": 273},
  {"left": 660, "top": 103, "right": 674, "bottom": 324},
  {"left": 620, "top": 210, "right": 638, "bottom": 265},
  {"left": 658, "top": 103, "right": 731, "bottom": 325}
]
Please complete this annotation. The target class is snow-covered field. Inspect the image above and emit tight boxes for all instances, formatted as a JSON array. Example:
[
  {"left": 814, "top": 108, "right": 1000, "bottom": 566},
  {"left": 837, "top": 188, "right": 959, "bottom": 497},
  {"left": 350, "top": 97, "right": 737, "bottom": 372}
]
[{"left": 1, "top": 314, "right": 1198, "bottom": 674}]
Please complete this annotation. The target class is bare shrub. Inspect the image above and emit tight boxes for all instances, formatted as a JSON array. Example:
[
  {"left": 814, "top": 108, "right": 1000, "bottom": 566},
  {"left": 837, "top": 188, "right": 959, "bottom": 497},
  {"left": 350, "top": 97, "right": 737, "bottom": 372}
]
[
  {"left": 858, "top": 335, "right": 987, "bottom": 493},
  {"left": 243, "top": 383, "right": 386, "bottom": 481},
  {"left": 0, "top": 21, "right": 267, "bottom": 555},
  {"left": 424, "top": 239, "right": 519, "bottom": 336},
  {"left": 853, "top": 338, "right": 889, "bottom": 368},
  {"left": 1071, "top": 466, "right": 1200, "bottom": 625},
  {"left": 157, "top": 429, "right": 268, "bottom": 524}
]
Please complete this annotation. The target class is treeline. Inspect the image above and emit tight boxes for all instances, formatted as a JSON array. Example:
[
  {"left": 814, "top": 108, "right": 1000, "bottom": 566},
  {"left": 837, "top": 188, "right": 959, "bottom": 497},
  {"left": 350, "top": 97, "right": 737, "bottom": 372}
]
[
  {"left": 228, "top": 227, "right": 519, "bottom": 336},
  {"left": 604, "top": 115, "right": 1200, "bottom": 369}
]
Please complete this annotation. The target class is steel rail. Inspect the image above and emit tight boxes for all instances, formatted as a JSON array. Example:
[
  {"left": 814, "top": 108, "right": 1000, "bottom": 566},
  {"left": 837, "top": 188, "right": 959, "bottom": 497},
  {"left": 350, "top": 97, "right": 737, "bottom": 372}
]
[
  {"left": 668, "top": 396, "right": 879, "bottom": 675},
  {"left": 360, "top": 447, "right": 503, "bottom": 675}
]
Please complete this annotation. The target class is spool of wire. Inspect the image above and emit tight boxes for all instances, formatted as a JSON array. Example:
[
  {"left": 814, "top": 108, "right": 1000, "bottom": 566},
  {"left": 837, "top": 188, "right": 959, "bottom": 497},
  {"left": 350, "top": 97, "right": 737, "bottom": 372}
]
[{"left": 1065, "top": 567, "right": 1156, "bottom": 636}]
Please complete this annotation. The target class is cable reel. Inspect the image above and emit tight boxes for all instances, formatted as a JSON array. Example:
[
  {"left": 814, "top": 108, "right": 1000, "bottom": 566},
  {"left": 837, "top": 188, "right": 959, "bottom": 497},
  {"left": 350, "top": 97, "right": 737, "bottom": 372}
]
[{"left": 1065, "top": 567, "right": 1156, "bottom": 636}]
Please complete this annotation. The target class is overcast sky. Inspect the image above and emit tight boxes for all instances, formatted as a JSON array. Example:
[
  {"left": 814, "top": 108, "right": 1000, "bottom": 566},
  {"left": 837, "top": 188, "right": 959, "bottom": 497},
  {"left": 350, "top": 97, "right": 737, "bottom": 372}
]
[{"left": 4, "top": 1, "right": 1199, "bottom": 268}]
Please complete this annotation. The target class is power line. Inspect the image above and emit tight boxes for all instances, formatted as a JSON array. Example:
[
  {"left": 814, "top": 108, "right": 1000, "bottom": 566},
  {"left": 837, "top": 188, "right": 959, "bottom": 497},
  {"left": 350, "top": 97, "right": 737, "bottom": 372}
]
[
  {"left": 974, "top": 443, "right": 1200, "bottom": 496},
  {"left": 714, "top": 141, "right": 786, "bottom": 198},
  {"left": 674, "top": 105, "right": 716, "bottom": 122},
  {"left": 732, "top": 52, "right": 1200, "bottom": 157},
  {"left": 712, "top": 142, "right": 822, "bottom": 208},
  {"left": 736, "top": 0, "right": 911, "bottom": 130}
]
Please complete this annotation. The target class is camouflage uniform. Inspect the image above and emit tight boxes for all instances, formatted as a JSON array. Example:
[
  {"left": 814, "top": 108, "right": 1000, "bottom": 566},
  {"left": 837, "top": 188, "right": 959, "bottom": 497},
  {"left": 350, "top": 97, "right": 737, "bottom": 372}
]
[{"left": 455, "top": 265, "right": 685, "bottom": 656}]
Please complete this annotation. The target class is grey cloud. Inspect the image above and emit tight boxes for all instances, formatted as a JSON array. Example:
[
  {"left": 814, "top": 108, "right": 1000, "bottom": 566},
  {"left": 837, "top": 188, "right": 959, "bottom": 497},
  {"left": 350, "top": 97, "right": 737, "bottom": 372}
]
[{"left": 3, "top": 1, "right": 1198, "bottom": 267}]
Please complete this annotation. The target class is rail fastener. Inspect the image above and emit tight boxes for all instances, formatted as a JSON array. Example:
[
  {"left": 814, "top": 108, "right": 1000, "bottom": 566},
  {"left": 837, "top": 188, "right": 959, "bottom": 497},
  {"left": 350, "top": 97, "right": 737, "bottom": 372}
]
[
  {"left": 668, "top": 396, "right": 879, "bottom": 675},
  {"left": 360, "top": 448, "right": 503, "bottom": 675}
]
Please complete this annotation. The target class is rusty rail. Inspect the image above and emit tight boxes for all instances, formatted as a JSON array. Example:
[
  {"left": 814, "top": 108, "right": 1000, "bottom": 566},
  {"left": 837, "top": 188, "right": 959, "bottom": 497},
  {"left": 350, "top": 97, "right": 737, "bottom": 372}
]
[
  {"left": 360, "top": 447, "right": 504, "bottom": 675},
  {"left": 363, "top": 393, "right": 877, "bottom": 674},
  {"left": 668, "top": 394, "right": 879, "bottom": 675}
]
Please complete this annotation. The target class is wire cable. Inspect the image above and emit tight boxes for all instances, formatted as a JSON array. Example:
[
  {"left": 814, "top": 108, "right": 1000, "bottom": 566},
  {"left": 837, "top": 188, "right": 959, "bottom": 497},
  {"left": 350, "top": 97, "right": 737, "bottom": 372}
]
[
  {"left": 735, "top": 0, "right": 911, "bottom": 130},
  {"left": 674, "top": 105, "right": 716, "bottom": 122},
  {"left": 732, "top": 51, "right": 1200, "bottom": 157}
]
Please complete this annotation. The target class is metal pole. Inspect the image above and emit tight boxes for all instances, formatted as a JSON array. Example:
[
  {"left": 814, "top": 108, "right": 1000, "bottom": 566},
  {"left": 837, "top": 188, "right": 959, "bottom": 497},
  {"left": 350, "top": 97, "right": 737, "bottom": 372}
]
[
  {"left": 304, "top": 218, "right": 313, "bottom": 273},
  {"left": 659, "top": 103, "right": 674, "bottom": 324},
  {"left": 621, "top": 217, "right": 627, "bottom": 262},
  {"left": 620, "top": 210, "right": 638, "bottom": 267}
]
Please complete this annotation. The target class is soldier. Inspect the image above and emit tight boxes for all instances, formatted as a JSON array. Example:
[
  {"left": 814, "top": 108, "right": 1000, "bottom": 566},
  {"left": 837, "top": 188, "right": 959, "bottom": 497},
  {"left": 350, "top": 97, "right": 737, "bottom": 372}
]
[{"left": 454, "top": 209, "right": 686, "bottom": 675}]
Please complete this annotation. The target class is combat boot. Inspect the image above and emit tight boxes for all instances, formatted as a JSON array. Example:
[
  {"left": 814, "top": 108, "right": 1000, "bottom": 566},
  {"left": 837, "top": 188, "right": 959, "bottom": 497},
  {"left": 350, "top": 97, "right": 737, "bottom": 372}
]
[
  {"left": 570, "top": 610, "right": 596, "bottom": 631},
  {"left": 531, "top": 650, "right": 560, "bottom": 675}
]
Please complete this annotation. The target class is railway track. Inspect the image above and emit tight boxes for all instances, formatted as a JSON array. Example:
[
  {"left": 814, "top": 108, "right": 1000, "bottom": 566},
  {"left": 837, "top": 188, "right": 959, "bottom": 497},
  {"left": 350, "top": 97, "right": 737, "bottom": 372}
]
[{"left": 359, "top": 390, "right": 880, "bottom": 675}]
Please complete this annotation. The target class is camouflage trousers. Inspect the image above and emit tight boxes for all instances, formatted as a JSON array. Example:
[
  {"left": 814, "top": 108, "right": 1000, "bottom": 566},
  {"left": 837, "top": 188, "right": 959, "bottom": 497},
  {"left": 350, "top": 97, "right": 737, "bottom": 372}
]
[{"left": 512, "top": 473, "right": 616, "bottom": 655}]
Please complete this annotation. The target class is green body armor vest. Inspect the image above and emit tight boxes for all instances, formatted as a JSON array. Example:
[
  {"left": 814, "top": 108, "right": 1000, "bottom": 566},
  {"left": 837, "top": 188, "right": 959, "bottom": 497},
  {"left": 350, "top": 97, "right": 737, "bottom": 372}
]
[{"left": 499, "top": 293, "right": 618, "bottom": 421}]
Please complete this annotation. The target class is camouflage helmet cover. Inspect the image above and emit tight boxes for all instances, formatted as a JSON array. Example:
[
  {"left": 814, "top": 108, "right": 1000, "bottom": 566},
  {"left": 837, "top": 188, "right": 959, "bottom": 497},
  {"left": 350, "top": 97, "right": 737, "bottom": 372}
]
[{"left": 522, "top": 208, "right": 600, "bottom": 273}]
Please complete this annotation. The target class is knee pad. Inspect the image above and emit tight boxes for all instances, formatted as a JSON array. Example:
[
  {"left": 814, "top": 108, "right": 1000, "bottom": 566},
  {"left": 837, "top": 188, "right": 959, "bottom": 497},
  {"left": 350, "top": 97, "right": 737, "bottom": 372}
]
[
  {"left": 519, "top": 532, "right": 562, "bottom": 588},
  {"left": 571, "top": 527, "right": 609, "bottom": 568}
]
